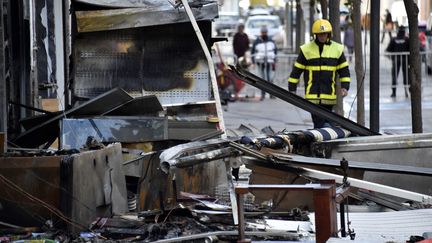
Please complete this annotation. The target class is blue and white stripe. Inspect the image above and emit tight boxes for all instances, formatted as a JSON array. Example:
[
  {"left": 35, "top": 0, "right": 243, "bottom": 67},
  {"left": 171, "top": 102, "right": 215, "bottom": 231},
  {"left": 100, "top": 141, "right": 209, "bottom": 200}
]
[{"left": 303, "top": 127, "right": 351, "bottom": 142}]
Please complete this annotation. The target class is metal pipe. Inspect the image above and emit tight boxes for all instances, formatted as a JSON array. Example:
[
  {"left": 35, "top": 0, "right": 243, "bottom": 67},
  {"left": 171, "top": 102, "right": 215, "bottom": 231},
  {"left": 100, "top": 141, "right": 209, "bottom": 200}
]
[
  {"left": 180, "top": 0, "right": 226, "bottom": 137},
  {"left": 0, "top": 0, "right": 6, "bottom": 149},
  {"left": 153, "top": 230, "right": 300, "bottom": 243},
  {"left": 54, "top": 0, "right": 65, "bottom": 110},
  {"left": 160, "top": 147, "right": 239, "bottom": 173},
  {"left": 29, "top": 0, "right": 39, "bottom": 113},
  {"left": 302, "top": 166, "right": 432, "bottom": 204},
  {"left": 370, "top": 0, "right": 380, "bottom": 132},
  {"left": 340, "top": 202, "right": 346, "bottom": 237}
]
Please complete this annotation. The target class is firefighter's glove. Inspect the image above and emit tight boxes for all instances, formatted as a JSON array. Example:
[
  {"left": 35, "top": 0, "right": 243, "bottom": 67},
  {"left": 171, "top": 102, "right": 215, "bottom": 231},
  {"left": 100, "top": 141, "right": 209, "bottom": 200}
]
[{"left": 341, "top": 88, "right": 348, "bottom": 97}]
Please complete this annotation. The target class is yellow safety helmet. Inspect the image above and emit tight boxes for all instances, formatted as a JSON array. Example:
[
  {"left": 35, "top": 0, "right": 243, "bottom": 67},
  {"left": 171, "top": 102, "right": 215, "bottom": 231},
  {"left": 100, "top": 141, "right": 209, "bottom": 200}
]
[{"left": 312, "top": 19, "right": 333, "bottom": 35}]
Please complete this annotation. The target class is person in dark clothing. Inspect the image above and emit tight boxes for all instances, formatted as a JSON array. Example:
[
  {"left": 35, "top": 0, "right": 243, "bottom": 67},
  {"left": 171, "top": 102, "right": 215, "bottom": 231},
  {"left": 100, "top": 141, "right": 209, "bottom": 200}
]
[
  {"left": 343, "top": 22, "right": 354, "bottom": 62},
  {"left": 233, "top": 23, "right": 250, "bottom": 60},
  {"left": 386, "top": 26, "right": 410, "bottom": 98},
  {"left": 251, "top": 26, "right": 277, "bottom": 100},
  {"left": 381, "top": 9, "right": 393, "bottom": 43}
]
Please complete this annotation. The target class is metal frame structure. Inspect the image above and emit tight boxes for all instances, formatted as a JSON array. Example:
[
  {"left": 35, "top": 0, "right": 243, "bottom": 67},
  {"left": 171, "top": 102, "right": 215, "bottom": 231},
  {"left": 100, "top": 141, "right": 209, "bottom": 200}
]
[
  {"left": 235, "top": 182, "right": 338, "bottom": 243},
  {"left": 161, "top": 138, "right": 432, "bottom": 204}
]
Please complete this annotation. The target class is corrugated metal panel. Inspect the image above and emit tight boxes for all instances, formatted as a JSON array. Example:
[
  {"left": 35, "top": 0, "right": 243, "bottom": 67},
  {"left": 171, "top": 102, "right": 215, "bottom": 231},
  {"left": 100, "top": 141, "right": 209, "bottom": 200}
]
[
  {"left": 73, "top": 23, "right": 213, "bottom": 105},
  {"left": 311, "top": 209, "right": 432, "bottom": 242},
  {"left": 315, "top": 134, "right": 432, "bottom": 195}
]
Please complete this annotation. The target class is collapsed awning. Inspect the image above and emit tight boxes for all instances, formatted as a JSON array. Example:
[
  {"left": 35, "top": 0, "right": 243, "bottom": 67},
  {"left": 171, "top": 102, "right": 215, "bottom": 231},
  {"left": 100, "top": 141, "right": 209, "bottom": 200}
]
[{"left": 75, "top": 0, "right": 218, "bottom": 32}]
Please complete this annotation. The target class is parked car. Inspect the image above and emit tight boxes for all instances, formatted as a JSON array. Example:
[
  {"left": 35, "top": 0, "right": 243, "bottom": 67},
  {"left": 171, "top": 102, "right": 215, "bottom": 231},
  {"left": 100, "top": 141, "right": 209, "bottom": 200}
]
[
  {"left": 244, "top": 15, "right": 285, "bottom": 49},
  {"left": 214, "top": 12, "right": 240, "bottom": 36}
]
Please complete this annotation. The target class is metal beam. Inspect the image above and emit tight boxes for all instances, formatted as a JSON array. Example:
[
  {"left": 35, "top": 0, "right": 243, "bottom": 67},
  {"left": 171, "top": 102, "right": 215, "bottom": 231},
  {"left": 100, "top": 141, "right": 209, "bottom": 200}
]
[
  {"left": 0, "top": 0, "right": 6, "bottom": 150},
  {"left": 272, "top": 153, "right": 432, "bottom": 177},
  {"left": 75, "top": 3, "right": 218, "bottom": 33},
  {"left": 302, "top": 166, "right": 432, "bottom": 204},
  {"left": 246, "top": 158, "right": 432, "bottom": 204},
  {"left": 370, "top": 0, "right": 380, "bottom": 132},
  {"left": 230, "top": 65, "right": 379, "bottom": 136}
]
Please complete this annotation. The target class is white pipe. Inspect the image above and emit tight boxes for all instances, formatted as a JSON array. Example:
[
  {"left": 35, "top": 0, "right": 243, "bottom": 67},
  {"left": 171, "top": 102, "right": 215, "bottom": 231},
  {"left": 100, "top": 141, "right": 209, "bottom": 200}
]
[
  {"left": 302, "top": 167, "right": 432, "bottom": 204},
  {"left": 180, "top": 0, "right": 226, "bottom": 138},
  {"left": 29, "top": 0, "right": 39, "bottom": 109},
  {"left": 54, "top": 0, "right": 65, "bottom": 110}
]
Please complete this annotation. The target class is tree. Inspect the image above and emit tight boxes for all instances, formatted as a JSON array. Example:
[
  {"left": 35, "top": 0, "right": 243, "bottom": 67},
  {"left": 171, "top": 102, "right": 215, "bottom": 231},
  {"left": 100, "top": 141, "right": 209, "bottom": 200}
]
[
  {"left": 404, "top": 0, "right": 423, "bottom": 133},
  {"left": 320, "top": 0, "right": 328, "bottom": 19},
  {"left": 351, "top": 0, "right": 365, "bottom": 126},
  {"left": 295, "top": 0, "right": 305, "bottom": 53},
  {"left": 329, "top": 0, "right": 343, "bottom": 115},
  {"left": 328, "top": 0, "right": 340, "bottom": 43},
  {"left": 310, "top": 0, "right": 316, "bottom": 40}
]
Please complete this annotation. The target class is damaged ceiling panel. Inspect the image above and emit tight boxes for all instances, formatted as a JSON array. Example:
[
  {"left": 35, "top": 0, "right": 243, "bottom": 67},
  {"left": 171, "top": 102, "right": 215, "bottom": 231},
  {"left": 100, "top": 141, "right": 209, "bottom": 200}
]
[
  {"left": 75, "top": 2, "right": 218, "bottom": 32},
  {"left": 12, "top": 88, "right": 133, "bottom": 148},
  {"left": 74, "top": 0, "right": 168, "bottom": 8},
  {"left": 73, "top": 23, "right": 212, "bottom": 105}
]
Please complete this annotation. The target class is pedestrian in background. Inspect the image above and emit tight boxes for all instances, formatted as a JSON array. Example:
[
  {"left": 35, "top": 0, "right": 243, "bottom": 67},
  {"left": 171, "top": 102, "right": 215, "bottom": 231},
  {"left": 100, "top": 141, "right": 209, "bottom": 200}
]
[
  {"left": 386, "top": 25, "right": 410, "bottom": 98},
  {"left": 381, "top": 9, "right": 393, "bottom": 43},
  {"left": 343, "top": 22, "right": 354, "bottom": 62},
  {"left": 251, "top": 25, "right": 277, "bottom": 101},
  {"left": 288, "top": 19, "right": 350, "bottom": 128},
  {"left": 233, "top": 23, "right": 250, "bottom": 67}
]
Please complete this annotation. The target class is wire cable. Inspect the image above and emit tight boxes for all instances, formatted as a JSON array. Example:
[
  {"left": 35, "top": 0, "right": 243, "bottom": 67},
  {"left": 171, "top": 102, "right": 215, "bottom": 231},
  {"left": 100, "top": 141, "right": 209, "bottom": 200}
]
[{"left": 0, "top": 173, "right": 88, "bottom": 231}]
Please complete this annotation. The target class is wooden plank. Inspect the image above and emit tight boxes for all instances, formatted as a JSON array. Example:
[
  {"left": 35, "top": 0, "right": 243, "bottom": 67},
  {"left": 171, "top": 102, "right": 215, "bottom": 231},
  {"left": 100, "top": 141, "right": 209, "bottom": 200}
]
[
  {"left": 41, "top": 99, "right": 60, "bottom": 149},
  {"left": 313, "top": 185, "right": 338, "bottom": 243},
  {"left": 41, "top": 98, "right": 59, "bottom": 112}
]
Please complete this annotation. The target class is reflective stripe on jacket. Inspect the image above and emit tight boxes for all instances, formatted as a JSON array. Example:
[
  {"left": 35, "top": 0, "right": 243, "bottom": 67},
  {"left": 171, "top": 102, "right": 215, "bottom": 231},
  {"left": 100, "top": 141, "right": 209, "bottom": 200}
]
[{"left": 288, "top": 40, "right": 350, "bottom": 105}]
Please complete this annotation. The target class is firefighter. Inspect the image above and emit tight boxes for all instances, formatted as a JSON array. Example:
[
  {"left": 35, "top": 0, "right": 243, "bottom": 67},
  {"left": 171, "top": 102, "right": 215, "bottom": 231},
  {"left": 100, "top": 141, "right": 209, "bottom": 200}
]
[{"left": 288, "top": 19, "right": 351, "bottom": 128}]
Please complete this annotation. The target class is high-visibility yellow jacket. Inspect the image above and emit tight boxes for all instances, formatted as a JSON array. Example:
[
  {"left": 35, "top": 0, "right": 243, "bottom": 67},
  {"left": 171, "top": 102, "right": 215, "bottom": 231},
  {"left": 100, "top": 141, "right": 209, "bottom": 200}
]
[{"left": 288, "top": 39, "right": 350, "bottom": 105}]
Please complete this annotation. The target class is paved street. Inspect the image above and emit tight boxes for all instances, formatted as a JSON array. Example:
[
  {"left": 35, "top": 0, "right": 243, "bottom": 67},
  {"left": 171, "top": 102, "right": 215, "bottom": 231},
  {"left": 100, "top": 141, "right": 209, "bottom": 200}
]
[
  {"left": 223, "top": 90, "right": 432, "bottom": 134},
  {"left": 217, "top": 36, "right": 432, "bottom": 135}
]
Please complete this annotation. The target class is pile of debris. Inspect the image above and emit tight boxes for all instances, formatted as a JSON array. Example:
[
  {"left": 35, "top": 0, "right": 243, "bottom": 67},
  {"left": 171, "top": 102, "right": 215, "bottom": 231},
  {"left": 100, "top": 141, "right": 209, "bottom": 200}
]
[{"left": 1, "top": 1, "right": 432, "bottom": 242}]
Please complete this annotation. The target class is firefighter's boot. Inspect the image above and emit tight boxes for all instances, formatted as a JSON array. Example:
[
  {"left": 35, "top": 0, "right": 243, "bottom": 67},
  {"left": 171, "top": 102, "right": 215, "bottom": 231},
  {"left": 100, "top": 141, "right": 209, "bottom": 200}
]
[{"left": 390, "top": 88, "right": 396, "bottom": 98}]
